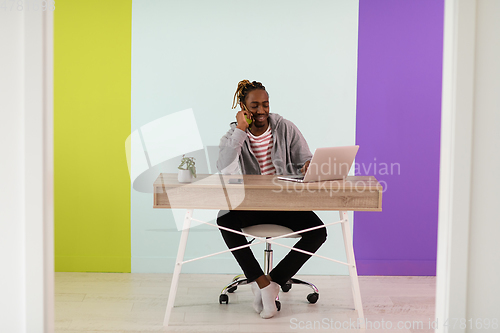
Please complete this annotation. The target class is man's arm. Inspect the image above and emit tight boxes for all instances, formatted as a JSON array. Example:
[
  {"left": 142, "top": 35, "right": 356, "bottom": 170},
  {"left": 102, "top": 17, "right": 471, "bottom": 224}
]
[{"left": 216, "top": 125, "right": 246, "bottom": 174}]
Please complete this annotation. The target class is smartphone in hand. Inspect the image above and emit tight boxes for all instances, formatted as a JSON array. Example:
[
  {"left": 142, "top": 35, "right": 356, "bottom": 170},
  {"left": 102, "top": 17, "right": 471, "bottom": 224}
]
[{"left": 242, "top": 104, "right": 252, "bottom": 125}]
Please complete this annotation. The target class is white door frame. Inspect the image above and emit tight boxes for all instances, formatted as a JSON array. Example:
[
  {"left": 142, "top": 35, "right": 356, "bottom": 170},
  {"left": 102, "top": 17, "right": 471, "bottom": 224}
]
[
  {"left": 25, "top": 7, "right": 55, "bottom": 333},
  {"left": 435, "top": 1, "right": 476, "bottom": 332}
]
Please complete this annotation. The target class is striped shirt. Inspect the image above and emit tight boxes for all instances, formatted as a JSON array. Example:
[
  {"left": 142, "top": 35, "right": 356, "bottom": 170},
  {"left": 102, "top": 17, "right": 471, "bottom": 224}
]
[{"left": 247, "top": 125, "right": 276, "bottom": 175}]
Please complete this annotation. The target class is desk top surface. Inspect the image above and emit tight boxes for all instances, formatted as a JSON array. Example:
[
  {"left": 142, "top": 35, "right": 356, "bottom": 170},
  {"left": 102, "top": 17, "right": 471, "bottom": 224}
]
[
  {"left": 153, "top": 174, "right": 383, "bottom": 211},
  {"left": 154, "top": 174, "right": 382, "bottom": 191}
]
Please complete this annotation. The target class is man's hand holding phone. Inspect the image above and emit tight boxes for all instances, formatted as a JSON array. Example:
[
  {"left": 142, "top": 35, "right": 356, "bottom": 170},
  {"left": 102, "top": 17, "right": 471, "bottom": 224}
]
[{"left": 236, "top": 108, "right": 252, "bottom": 132}]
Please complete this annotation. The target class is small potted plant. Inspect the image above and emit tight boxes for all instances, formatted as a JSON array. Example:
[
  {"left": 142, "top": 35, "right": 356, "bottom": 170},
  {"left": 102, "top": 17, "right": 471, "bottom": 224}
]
[{"left": 178, "top": 155, "right": 196, "bottom": 183}]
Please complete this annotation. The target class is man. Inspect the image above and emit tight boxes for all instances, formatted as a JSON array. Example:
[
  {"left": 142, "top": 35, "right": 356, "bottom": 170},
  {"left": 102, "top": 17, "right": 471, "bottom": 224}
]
[{"left": 216, "top": 80, "right": 327, "bottom": 319}]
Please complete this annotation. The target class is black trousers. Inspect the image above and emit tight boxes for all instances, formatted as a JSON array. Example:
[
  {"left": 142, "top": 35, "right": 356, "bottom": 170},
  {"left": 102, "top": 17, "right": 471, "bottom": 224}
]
[{"left": 216, "top": 210, "right": 327, "bottom": 287}]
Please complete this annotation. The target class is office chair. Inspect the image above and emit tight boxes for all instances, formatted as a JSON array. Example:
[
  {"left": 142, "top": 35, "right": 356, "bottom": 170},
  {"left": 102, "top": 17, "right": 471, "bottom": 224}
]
[{"left": 218, "top": 224, "right": 320, "bottom": 310}]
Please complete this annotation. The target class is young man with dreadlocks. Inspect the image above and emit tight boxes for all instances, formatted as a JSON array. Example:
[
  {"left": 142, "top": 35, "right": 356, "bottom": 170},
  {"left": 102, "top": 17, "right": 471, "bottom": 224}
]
[{"left": 216, "top": 80, "right": 327, "bottom": 319}]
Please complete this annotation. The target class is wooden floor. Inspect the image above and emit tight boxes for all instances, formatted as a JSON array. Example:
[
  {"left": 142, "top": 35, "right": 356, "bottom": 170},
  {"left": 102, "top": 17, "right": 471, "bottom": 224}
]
[{"left": 55, "top": 273, "right": 436, "bottom": 333}]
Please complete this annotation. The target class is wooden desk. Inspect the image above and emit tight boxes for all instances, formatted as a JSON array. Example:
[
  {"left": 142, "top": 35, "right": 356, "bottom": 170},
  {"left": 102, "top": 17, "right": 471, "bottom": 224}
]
[
  {"left": 154, "top": 173, "right": 382, "bottom": 211},
  {"left": 154, "top": 173, "right": 383, "bottom": 327}
]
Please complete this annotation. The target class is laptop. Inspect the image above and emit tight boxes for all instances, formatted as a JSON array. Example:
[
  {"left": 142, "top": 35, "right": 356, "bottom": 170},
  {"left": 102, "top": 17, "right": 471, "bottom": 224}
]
[{"left": 277, "top": 145, "right": 359, "bottom": 183}]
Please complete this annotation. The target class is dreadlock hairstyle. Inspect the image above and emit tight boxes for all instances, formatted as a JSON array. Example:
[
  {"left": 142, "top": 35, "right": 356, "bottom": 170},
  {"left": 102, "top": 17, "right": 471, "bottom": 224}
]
[{"left": 231, "top": 80, "right": 267, "bottom": 110}]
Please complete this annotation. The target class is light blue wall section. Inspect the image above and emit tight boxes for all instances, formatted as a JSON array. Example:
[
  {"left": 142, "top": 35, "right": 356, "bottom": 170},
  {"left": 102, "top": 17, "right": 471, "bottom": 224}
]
[{"left": 131, "top": 0, "right": 359, "bottom": 275}]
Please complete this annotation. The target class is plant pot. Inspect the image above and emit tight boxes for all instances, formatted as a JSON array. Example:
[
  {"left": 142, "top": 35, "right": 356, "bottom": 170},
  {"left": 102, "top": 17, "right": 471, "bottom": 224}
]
[{"left": 178, "top": 169, "right": 193, "bottom": 183}]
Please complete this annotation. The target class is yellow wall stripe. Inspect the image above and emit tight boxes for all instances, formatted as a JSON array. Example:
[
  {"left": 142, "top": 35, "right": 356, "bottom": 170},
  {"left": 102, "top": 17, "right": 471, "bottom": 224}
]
[{"left": 54, "top": 0, "right": 132, "bottom": 272}]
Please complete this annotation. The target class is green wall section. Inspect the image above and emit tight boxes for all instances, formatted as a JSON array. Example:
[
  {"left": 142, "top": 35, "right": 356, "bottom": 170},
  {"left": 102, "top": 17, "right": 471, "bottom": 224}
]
[{"left": 54, "top": 0, "right": 132, "bottom": 272}]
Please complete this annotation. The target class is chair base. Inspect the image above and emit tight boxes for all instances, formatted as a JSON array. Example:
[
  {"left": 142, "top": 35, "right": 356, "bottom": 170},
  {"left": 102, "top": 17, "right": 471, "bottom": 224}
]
[{"left": 220, "top": 274, "right": 320, "bottom": 305}]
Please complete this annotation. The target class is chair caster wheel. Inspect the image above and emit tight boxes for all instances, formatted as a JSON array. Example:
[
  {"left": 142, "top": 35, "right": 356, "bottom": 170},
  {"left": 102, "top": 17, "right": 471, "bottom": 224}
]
[
  {"left": 281, "top": 283, "right": 292, "bottom": 292},
  {"left": 275, "top": 300, "right": 281, "bottom": 311},
  {"left": 219, "top": 294, "right": 229, "bottom": 304},
  {"left": 227, "top": 286, "right": 237, "bottom": 293},
  {"left": 307, "top": 292, "right": 319, "bottom": 304}
]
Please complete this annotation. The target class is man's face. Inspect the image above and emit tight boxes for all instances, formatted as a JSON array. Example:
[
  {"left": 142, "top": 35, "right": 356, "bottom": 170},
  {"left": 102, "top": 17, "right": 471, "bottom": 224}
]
[{"left": 242, "top": 89, "right": 269, "bottom": 128}]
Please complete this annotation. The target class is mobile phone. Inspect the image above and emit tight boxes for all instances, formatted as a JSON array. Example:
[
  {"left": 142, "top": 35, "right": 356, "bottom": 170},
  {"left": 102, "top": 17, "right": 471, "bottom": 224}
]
[
  {"left": 228, "top": 178, "right": 244, "bottom": 184},
  {"left": 242, "top": 104, "right": 252, "bottom": 125},
  {"left": 245, "top": 115, "right": 252, "bottom": 125}
]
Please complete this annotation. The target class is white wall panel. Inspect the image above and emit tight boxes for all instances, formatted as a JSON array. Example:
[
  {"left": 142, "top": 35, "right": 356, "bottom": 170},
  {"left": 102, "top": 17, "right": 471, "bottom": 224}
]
[
  {"left": 436, "top": 1, "right": 500, "bottom": 331},
  {"left": 131, "top": 0, "right": 359, "bottom": 274},
  {"left": 0, "top": 7, "right": 54, "bottom": 333}
]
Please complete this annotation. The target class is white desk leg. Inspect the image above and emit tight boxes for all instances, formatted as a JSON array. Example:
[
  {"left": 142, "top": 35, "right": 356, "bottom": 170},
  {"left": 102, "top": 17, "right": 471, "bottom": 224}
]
[
  {"left": 340, "top": 211, "right": 365, "bottom": 329},
  {"left": 163, "top": 209, "right": 193, "bottom": 327}
]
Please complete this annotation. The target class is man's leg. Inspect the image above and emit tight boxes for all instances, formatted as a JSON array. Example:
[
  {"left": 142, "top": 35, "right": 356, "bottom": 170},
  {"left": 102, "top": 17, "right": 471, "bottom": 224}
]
[
  {"left": 216, "top": 210, "right": 265, "bottom": 284},
  {"left": 216, "top": 210, "right": 280, "bottom": 318},
  {"left": 267, "top": 211, "right": 327, "bottom": 287}
]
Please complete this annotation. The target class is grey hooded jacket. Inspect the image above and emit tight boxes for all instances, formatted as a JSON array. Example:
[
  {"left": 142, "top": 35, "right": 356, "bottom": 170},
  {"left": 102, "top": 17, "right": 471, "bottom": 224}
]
[{"left": 216, "top": 113, "right": 313, "bottom": 175}]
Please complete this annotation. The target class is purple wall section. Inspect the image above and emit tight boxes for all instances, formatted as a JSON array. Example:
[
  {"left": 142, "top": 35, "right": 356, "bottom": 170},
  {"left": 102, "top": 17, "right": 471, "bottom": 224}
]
[{"left": 354, "top": 0, "right": 444, "bottom": 275}]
